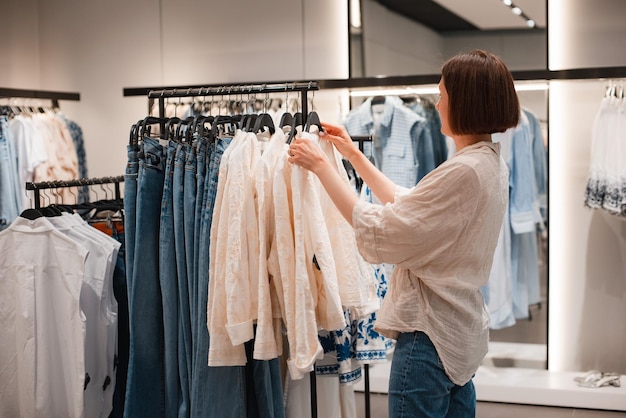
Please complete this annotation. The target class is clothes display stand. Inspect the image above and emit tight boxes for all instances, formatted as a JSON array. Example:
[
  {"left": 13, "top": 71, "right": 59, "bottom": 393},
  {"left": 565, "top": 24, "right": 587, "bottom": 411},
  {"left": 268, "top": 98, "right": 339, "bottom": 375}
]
[{"left": 125, "top": 80, "right": 327, "bottom": 418}]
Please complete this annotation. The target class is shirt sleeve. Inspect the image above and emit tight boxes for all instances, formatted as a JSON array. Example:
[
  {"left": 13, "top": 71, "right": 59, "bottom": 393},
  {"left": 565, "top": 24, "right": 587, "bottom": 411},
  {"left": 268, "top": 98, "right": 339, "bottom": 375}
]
[{"left": 352, "top": 161, "right": 481, "bottom": 270}]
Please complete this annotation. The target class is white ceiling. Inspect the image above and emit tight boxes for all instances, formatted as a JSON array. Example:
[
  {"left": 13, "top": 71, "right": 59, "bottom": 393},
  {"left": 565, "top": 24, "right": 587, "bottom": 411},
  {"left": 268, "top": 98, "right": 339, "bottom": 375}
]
[{"left": 433, "top": 0, "right": 546, "bottom": 30}]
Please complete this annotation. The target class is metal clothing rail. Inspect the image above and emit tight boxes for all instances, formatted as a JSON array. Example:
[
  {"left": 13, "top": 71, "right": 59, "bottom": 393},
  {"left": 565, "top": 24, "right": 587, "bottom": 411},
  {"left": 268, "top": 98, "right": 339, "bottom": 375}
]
[
  {"left": 0, "top": 87, "right": 81, "bottom": 108},
  {"left": 148, "top": 81, "right": 319, "bottom": 124},
  {"left": 26, "top": 175, "right": 124, "bottom": 209},
  {"left": 141, "top": 81, "right": 319, "bottom": 142}
]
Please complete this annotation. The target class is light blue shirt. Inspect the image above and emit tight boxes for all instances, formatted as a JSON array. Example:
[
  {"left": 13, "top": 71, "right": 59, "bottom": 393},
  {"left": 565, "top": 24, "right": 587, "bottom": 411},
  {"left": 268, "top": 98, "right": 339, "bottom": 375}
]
[{"left": 344, "top": 96, "right": 427, "bottom": 188}]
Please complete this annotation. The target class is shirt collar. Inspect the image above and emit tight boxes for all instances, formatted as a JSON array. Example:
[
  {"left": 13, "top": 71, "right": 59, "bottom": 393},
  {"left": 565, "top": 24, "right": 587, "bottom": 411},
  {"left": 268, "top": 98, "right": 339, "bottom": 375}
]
[
  {"left": 359, "top": 96, "right": 398, "bottom": 128},
  {"left": 9, "top": 216, "right": 58, "bottom": 233}
]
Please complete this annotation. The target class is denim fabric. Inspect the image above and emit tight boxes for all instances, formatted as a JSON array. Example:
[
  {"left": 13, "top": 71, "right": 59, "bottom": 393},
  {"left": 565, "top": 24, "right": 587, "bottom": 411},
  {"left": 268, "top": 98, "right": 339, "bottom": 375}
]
[
  {"left": 110, "top": 229, "right": 128, "bottom": 418},
  {"left": 389, "top": 332, "right": 475, "bottom": 418},
  {"left": 123, "top": 144, "right": 140, "bottom": 310},
  {"left": 0, "top": 116, "right": 21, "bottom": 230},
  {"left": 183, "top": 143, "right": 198, "bottom": 365},
  {"left": 190, "top": 137, "right": 248, "bottom": 418},
  {"left": 192, "top": 138, "right": 208, "bottom": 343},
  {"left": 159, "top": 141, "right": 180, "bottom": 418},
  {"left": 407, "top": 101, "right": 448, "bottom": 175},
  {"left": 124, "top": 137, "right": 165, "bottom": 418},
  {"left": 245, "top": 339, "right": 285, "bottom": 418},
  {"left": 173, "top": 143, "right": 192, "bottom": 418},
  {"left": 60, "top": 116, "right": 89, "bottom": 202}
]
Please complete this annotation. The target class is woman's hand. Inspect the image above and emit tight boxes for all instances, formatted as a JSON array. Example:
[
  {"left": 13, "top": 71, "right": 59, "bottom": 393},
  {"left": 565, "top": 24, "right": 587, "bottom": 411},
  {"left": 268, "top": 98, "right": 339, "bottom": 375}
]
[
  {"left": 287, "top": 137, "right": 330, "bottom": 175},
  {"left": 320, "top": 122, "right": 359, "bottom": 162}
]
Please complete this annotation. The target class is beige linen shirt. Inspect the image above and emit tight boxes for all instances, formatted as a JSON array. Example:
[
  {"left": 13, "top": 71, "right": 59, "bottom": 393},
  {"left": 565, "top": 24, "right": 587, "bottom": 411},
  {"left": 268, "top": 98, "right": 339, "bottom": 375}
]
[{"left": 352, "top": 140, "right": 508, "bottom": 385}]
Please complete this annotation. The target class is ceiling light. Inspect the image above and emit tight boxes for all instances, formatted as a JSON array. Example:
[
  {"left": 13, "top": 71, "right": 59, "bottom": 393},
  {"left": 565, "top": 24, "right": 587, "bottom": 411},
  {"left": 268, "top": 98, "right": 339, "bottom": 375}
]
[
  {"left": 526, "top": 19, "right": 536, "bottom": 28},
  {"left": 502, "top": 0, "right": 513, "bottom": 5},
  {"left": 511, "top": 7, "right": 522, "bottom": 15}
]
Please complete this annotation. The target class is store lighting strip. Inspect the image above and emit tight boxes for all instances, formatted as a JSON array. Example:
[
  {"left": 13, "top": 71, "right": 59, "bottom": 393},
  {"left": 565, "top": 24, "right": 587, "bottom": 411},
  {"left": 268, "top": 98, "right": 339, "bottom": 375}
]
[
  {"left": 501, "top": 0, "right": 536, "bottom": 28},
  {"left": 349, "top": 82, "right": 549, "bottom": 97}
]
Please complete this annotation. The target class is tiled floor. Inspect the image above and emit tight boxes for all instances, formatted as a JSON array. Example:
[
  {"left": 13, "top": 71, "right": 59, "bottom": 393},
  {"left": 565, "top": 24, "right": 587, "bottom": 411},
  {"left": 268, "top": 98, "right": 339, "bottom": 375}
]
[{"left": 355, "top": 392, "right": 626, "bottom": 417}]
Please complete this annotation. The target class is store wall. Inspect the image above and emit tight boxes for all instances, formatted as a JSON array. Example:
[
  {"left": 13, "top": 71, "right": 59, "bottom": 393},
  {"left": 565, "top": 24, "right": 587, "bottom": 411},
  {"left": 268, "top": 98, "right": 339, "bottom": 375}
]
[
  {"left": 0, "top": 0, "right": 348, "bottom": 178},
  {"left": 0, "top": 1, "right": 40, "bottom": 87},
  {"left": 548, "top": 0, "right": 626, "bottom": 374}
]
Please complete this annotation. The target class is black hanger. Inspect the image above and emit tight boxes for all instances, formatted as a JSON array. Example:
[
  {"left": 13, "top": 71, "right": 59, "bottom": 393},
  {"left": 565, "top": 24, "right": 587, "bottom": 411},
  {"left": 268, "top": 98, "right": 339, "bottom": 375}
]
[
  {"left": 175, "top": 117, "right": 194, "bottom": 143},
  {"left": 164, "top": 117, "right": 181, "bottom": 141},
  {"left": 371, "top": 96, "right": 386, "bottom": 106},
  {"left": 138, "top": 116, "right": 168, "bottom": 139},
  {"left": 252, "top": 113, "right": 276, "bottom": 135},
  {"left": 304, "top": 111, "right": 323, "bottom": 133},
  {"left": 210, "top": 115, "right": 235, "bottom": 140},
  {"left": 286, "top": 112, "right": 304, "bottom": 144},
  {"left": 20, "top": 208, "right": 43, "bottom": 220},
  {"left": 242, "top": 114, "right": 258, "bottom": 132},
  {"left": 129, "top": 123, "right": 139, "bottom": 146},
  {"left": 40, "top": 206, "right": 63, "bottom": 217},
  {"left": 279, "top": 112, "right": 293, "bottom": 128}
]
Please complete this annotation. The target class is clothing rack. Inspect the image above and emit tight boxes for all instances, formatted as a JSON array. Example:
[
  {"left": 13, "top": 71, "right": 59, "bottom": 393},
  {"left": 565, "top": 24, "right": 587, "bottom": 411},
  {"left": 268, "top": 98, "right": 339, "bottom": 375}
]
[
  {"left": 125, "top": 81, "right": 320, "bottom": 138},
  {"left": 25, "top": 175, "right": 124, "bottom": 209},
  {"left": 136, "top": 80, "right": 321, "bottom": 418},
  {"left": 0, "top": 87, "right": 81, "bottom": 108}
]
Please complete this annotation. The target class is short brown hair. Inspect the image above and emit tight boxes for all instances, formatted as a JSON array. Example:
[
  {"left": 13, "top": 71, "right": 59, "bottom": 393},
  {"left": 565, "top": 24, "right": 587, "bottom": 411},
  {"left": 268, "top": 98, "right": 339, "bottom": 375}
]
[{"left": 441, "top": 50, "right": 520, "bottom": 135}]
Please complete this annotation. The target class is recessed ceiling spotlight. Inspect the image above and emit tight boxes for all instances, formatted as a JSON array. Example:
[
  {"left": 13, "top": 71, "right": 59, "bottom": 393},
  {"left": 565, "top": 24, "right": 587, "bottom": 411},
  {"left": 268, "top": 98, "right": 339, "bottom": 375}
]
[
  {"left": 502, "top": 0, "right": 513, "bottom": 5},
  {"left": 511, "top": 7, "right": 522, "bottom": 15},
  {"left": 526, "top": 19, "right": 536, "bottom": 28}
]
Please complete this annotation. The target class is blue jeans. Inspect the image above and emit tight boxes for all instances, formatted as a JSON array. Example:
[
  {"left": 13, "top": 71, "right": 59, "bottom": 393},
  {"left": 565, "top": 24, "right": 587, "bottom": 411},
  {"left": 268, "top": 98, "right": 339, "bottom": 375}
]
[
  {"left": 190, "top": 137, "right": 248, "bottom": 418},
  {"left": 123, "top": 143, "right": 140, "bottom": 310},
  {"left": 0, "top": 117, "right": 20, "bottom": 229},
  {"left": 125, "top": 138, "right": 166, "bottom": 418},
  {"left": 159, "top": 141, "right": 180, "bottom": 418},
  {"left": 191, "top": 138, "right": 208, "bottom": 369},
  {"left": 389, "top": 332, "right": 475, "bottom": 418},
  {"left": 111, "top": 229, "right": 128, "bottom": 418},
  {"left": 173, "top": 143, "right": 192, "bottom": 417},
  {"left": 184, "top": 142, "right": 197, "bottom": 329}
]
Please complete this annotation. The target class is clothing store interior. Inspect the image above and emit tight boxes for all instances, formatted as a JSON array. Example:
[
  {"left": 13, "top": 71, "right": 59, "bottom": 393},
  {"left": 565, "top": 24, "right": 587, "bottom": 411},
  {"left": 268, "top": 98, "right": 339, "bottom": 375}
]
[{"left": 1, "top": 0, "right": 625, "bottom": 417}]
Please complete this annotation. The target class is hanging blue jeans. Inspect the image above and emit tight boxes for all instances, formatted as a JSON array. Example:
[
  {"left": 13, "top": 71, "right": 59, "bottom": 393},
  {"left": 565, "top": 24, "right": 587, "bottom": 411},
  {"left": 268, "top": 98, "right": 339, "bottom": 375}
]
[
  {"left": 389, "top": 332, "right": 476, "bottom": 418},
  {"left": 124, "top": 137, "right": 166, "bottom": 418},
  {"left": 110, "top": 228, "right": 128, "bottom": 418},
  {"left": 184, "top": 142, "right": 198, "bottom": 333},
  {"left": 173, "top": 143, "right": 192, "bottom": 417},
  {"left": 159, "top": 141, "right": 180, "bottom": 418},
  {"left": 190, "top": 137, "right": 248, "bottom": 418},
  {"left": 191, "top": 137, "right": 208, "bottom": 369},
  {"left": 123, "top": 143, "right": 140, "bottom": 310}
]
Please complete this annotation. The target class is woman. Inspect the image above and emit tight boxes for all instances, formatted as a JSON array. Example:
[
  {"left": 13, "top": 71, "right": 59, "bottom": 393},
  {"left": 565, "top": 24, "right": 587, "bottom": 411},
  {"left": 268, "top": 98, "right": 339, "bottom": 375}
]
[{"left": 287, "top": 49, "right": 520, "bottom": 417}]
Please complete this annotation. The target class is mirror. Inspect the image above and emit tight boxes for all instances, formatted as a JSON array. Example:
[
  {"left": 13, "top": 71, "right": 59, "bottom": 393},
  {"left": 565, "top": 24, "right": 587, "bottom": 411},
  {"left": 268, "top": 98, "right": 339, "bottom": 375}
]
[{"left": 347, "top": 0, "right": 549, "bottom": 369}]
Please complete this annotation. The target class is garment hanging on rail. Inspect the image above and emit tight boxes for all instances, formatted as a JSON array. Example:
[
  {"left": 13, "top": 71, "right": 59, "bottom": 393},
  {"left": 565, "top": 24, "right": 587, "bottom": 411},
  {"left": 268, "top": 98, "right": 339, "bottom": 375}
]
[
  {"left": 0, "top": 180, "right": 124, "bottom": 418},
  {"left": 343, "top": 95, "right": 448, "bottom": 189},
  {"left": 0, "top": 104, "right": 87, "bottom": 229},
  {"left": 124, "top": 111, "right": 286, "bottom": 418},
  {"left": 485, "top": 108, "right": 547, "bottom": 329},
  {"left": 584, "top": 82, "right": 626, "bottom": 217}
]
